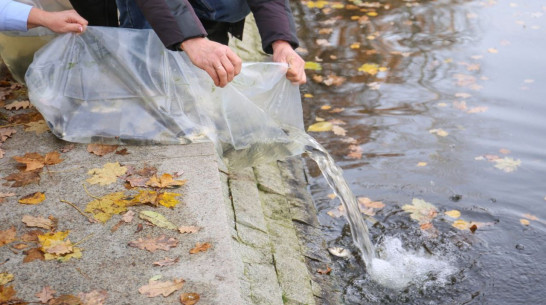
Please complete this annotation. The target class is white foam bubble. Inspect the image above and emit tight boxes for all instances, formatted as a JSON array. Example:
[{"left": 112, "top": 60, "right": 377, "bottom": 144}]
[{"left": 368, "top": 237, "right": 456, "bottom": 290}]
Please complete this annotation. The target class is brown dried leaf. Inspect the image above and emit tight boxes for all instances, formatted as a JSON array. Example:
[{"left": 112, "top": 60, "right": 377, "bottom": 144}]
[
  {"left": 23, "top": 247, "right": 45, "bottom": 263},
  {"left": 0, "top": 226, "right": 16, "bottom": 247},
  {"left": 189, "top": 242, "right": 211, "bottom": 254},
  {"left": 13, "top": 151, "right": 62, "bottom": 171},
  {"left": 153, "top": 257, "right": 180, "bottom": 267},
  {"left": 317, "top": 266, "right": 332, "bottom": 275},
  {"left": 128, "top": 235, "right": 179, "bottom": 252},
  {"left": 134, "top": 166, "right": 158, "bottom": 178},
  {"left": 0, "top": 285, "right": 17, "bottom": 303},
  {"left": 36, "top": 286, "right": 56, "bottom": 304},
  {"left": 87, "top": 144, "right": 118, "bottom": 156},
  {"left": 115, "top": 148, "right": 130, "bottom": 156},
  {"left": 22, "top": 215, "right": 55, "bottom": 230},
  {"left": 3, "top": 170, "right": 41, "bottom": 187},
  {"left": 60, "top": 144, "right": 75, "bottom": 153},
  {"left": 146, "top": 174, "right": 187, "bottom": 189},
  {"left": 24, "top": 120, "right": 49, "bottom": 134},
  {"left": 121, "top": 210, "right": 135, "bottom": 223},
  {"left": 125, "top": 176, "right": 148, "bottom": 188},
  {"left": 21, "top": 230, "right": 43, "bottom": 242},
  {"left": 178, "top": 226, "right": 200, "bottom": 234},
  {"left": 4, "top": 100, "right": 31, "bottom": 110},
  {"left": 9, "top": 111, "right": 43, "bottom": 124},
  {"left": 180, "top": 293, "right": 200, "bottom": 305},
  {"left": 48, "top": 294, "right": 82, "bottom": 305},
  {"left": 346, "top": 145, "right": 363, "bottom": 159},
  {"left": 0, "top": 128, "right": 16, "bottom": 142},
  {"left": 78, "top": 290, "right": 108, "bottom": 305},
  {"left": 138, "top": 278, "right": 185, "bottom": 297}
]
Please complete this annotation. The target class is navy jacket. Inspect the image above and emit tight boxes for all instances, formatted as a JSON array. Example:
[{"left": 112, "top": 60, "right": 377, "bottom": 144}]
[{"left": 134, "top": 0, "right": 299, "bottom": 53}]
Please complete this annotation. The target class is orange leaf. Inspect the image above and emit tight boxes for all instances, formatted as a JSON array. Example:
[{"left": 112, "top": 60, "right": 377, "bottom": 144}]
[
  {"left": 189, "top": 242, "right": 212, "bottom": 254},
  {"left": 87, "top": 144, "right": 118, "bottom": 156},
  {"left": 18, "top": 192, "right": 45, "bottom": 205},
  {"left": 35, "top": 286, "right": 56, "bottom": 304},
  {"left": 180, "top": 292, "right": 200, "bottom": 305},
  {"left": 0, "top": 227, "right": 16, "bottom": 247}
]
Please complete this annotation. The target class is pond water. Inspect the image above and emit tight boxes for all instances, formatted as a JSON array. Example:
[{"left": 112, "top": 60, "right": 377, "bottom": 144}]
[{"left": 292, "top": 0, "right": 546, "bottom": 304}]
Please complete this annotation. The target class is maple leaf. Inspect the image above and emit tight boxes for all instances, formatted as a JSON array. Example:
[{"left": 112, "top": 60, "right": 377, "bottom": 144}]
[
  {"left": 189, "top": 242, "right": 212, "bottom": 254},
  {"left": 145, "top": 173, "right": 186, "bottom": 189},
  {"left": 128, "top": 235, "right": 179, "bottom": 252},
  {"left": 493, "top": 157, "right": 521, "bottom": 173},
  {"left": 13, "top": 151, "right": 63, "bottom": 171},
  {"left": 86, "top": 162, "right": 127, "bottom": 185},
  {"left": 358, "top": 63, "right": 379, "bottom": 75},
  {"left": 138, "top": 278, "right": 185, "bottom": 298},
  {"left": 38, "top": 231, "right": 82, "bottom": 261},
  {"left": 21, "top": 230, "right": 42, "bottom": 242},
  {"left": 0, "top": 273, "right": 14, "bottom": 285},
  {"left": 357, "top": 197, "right": 385, "bottom": 216},
  {"left": 36, "top": 286, "right": 56, "bottom": 303},
  {"left": 402, "top": 198, "right": 438, "bottom": 224},
  {"left": 4, "top": 169, "right": 41, "bottom": 187},
  {"left": 4, "top": 100, "right": 31, "bottom": 110},
  {"left": 24, "top": 120, "right": 50, "bottom": 134},
  {"left": 139, "top": 211, "right": 177, "bottom": 230},
  {"left": 178, "top": 226, "right": 200, "bottom": 234},
  {"left": 85, "top": 192, "right": 129, "bottom": 223},
  {"left": 180, "top": 293, "right": 200, "bottom": 305},
  {"left": 0, "top": 285, "right": 17, "bottom": 303},
  {"left": 78, "top": 290, "right": 108, "bottom": 305},
  {"left": 87, "top": 144, "right": 118, "bottom": 156},
  {"left": 0, "top": 127, "right": 16, "bottom": 142},
  {"left": 18, "top": 192, "right": 46, "bottom": 205},
  {"left": 0, "top": 226, "right": 16, "bottom": 247},
  {"left": 153, "top": 257, "right": 180, "bottom": 267},
  {"left": 22, "top": 215, "right": 56, "bottom": 230},
  {"left": 23, "top": 248, "right": 45, "bottom": 263}
]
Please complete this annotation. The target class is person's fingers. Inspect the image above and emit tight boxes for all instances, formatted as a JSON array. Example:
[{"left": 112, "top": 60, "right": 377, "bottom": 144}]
[
  {"left": 215, "top": 64, "right": 228, "bottom": 87},
  {"left": 203, "top": 66, "right": 220, "bottom": 87},
  {"left": 220, "top": 55, "right": 235, "bottom": 83},
  {"left": 64, "top": 23, "right": 84, "bottom": 33},
  {"left": 68, "top": 10, "right": 88, "bottom": 26},
  {"left": 226, "top": 50, "right": 242, "bottom": 76}
]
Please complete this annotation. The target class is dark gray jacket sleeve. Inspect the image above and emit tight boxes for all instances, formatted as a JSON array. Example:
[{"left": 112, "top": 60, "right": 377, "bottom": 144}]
[
  {"left": 134, "top": 0, "right": 207, "bottom": 50},
  {"left": 247, "top": 0, "right": 300, "bottom": 54}
]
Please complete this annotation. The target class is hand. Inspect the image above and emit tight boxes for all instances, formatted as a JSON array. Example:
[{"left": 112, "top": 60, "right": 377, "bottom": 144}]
[
  {"left": 272, "top": 40, "right": 306, "bottom": 85},
  {"left": 180, "top": 38, "right": 242, "bottom": 87},
  {"left": 28, "top": 9, "right": 88, "bottom": 33}
]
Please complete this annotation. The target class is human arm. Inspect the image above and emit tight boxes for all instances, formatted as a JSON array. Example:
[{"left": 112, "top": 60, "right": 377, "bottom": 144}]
[
  {"left": 247, "top": 0, "right": 306, "bottom": 84},
  {"left": 134, "top": 0, "right": 242, "bottom": 87}
]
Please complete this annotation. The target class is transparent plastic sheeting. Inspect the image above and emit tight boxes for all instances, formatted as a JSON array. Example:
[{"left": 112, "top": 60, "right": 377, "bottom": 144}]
[
  {"left": 0, "top": 0, "right": 72, "bottom": 83},
  {"left": 25, "top": 27, "right": 305, "bottom": 169}
]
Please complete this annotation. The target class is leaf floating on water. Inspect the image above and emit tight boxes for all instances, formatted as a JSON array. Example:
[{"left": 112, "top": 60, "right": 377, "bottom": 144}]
[
  {"left": 429, "top": 128, "right": 449, "bottom": 137},
  {"left": 520, "top": 219, "right": 530, "bottom": 226},
  {"left": 402, "top": 198, "right": 438, "bottom": 224},
  {"left": 445, "top": 210, "right": 461, "bottom": 219},
  {"left": 493, "top": 157, "right": 521, "bottom": 172},
  {"left": 346, "top": 144, "right": 363, "bottom": 160},
  {"left": 327, "top": 205, "right": 345, "bottom": 218},
  {"left": 328, "top": 247, "right": 350, "bottom": 258},
  {"left": 307, "top": 122, "right": 333, "bottom": 132},
  {"left": 357, "top": 63, "right": 379, "bottom": 75},
  {"left": 452, "top": 219, "right": 471, "bottom": 230},
  {"left": 417, "top": 162, "right": 427, "bottom": 167},
  {"left": 487, "top": 48, "right": 498, "bottom": 54}
]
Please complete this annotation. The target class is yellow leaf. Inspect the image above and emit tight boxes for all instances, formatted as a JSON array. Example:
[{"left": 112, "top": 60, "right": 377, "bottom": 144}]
[
  {"left": 303, "top": 93, "right": 314, "bottom": 98},
  {"left": 520, "top": 219, "right": 530, "bottom": 226},
  {"left": 320, "top": 105, "right": 332, "bottom": 110},
  {"left": 304, "top": 62, "right": 322, "bottom": 71},
  {"left": 327, "top": 193, "right": 336, "bottom": 199},
  {"left": 445, "top": 210, "right": 461, "bottom": 218},
  {"left": 146, "top": 174, "right": 187, "bottom": 189},
  {"left": 87, "top": 162, "right": 127, "bottom": 185},
  {"left": 429, "top": 128, "right": 449, "bottom": 137},
  {"left": 0, "top": 273, "right": 14, "bottom": 285},
  {"left": 139, "top": 211, "right": 178, "bottom": 230},
  {"left": 417, "top": 162, "right": 427, "bottom": 167},
  {"left": 357, "top": 63, "right": 379, "bottom": 75},
  {"left": 38, "top": 231, "right": 82, "bottom": 262},
  {"left": 350, "top": 42, "right": 361, "bottom": 49},
  {"left": 158, "top": 192, "right": 182, "bottom": 208},
  {"left": 85, "top": 192, "right": 128, "bottom": 223},
  {"left": 366, "top": 35, "right": 376, "bottom": 40},
  {"left": 402, "top": 198, "right": 438, "bottom": 224},
  {"left": 308, "top": 122, "right": 333, "bottom": 132},
  {"left": 452, "top": 219, "right": 471, "bottom": 230},
  {"left": 18, "top": 192, "right": 45, "bottom": 205},
  {"left": 493, "top": 157, "right": 521, "bottom": 173},
  {"left": 367, "top": 11, "right": 378, "bottom": 16},
  {"left": 379, "top": 67, "right": 388, "bottom": 72},
  {"left": 487, "top": 48, "right": 498, "bottom": 54},
  {"left": 522, "top": 213, "right": 538, "bottom": 221}
]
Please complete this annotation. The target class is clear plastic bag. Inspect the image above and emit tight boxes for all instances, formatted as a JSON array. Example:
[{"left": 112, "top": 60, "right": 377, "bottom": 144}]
[
  {"left": 0, "top": 0, "right": 72, "bottom": 83},
  {"left": 26, "top": 27, "right": 305, "bottom": 168}
]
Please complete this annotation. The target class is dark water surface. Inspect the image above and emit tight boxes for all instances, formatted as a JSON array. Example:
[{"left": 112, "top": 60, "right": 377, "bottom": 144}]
[{"left": 292, "top": 0, "right": 546, "bottom": 304}]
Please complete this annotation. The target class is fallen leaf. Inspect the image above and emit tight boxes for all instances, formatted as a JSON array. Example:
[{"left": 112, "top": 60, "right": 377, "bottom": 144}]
[
  {"left": 129, "top": 235, "right": 179, "bottom": 252},
  {"left": 520, "top": 219, "right": 530, "bottom": 226},
  {"left": 3, "top": 170, "right": 41, "bottom": 187},
  {"left": 328, "top": 247, "right": 350, "bottom": 257},
  {"left": 0, "top": 273, "right": 14, "bottom": 285},
  {"left": 332, "top": 125, "right": 347, "bottom": 136},
  {"left": 499, "top": 148, "right": 511, "bottom": 155},
  {"left": 24, "top": 120, "right": 49, "bottom": 134},
  {"left": 4, "top": 100, "right": 31, "bottom": 110},
  {"left": 60, "top": 144, "right": 75, "bottom": 153},
  {"left": 23, "top": 247, "right": 45, "bottom": 263},
  {"left": 493, "top": 157, "right": 521, "bottom": 173},
  {"left": 307, "top": 122, "right": 333, "bottom": 132},
  {"left": 417, "top": 162, "right": 427, "bottom": 167},
  {"left": 0, "top": 192, "right": 16, "bottom": 203},
  {"left": 317, "top": 266, "right": 332, "bottom": 275},
  {"left": 146, "top": 174, "right": 187, "bottom": 189},
  {"left": 487, "top": 48, "right": 498, "bottom": 53},
  {"left": 139, "top": 278, "right": 185, "bottom": 297},
  {"left": 78, "top": 290, "right": 108, "bottom": 305},
  {"left": 445, "top": 210, "right": 461, "bottom": 218},
  {"left": 522, "top": 213, "right": 538, "bottom": 221},
  {"left": 189, "top": 242, "right": 212, "bottom": 254},
  {"left": 467, "top": 106, "right": 488, "bottom": 114},
  {"left": 180, "top": 292, "right": 200, "bottom": 305},
  {"left": 350, "top": 42, "right": 360, "bottom": 49},
  {"left": 87, "top": 144, "right": 118, "bottom": 156},
  {"left": 139, "top": 211, "right": 177, "bottom": 230},
  {"left": 429, "top": 128, "right": 449, "bottom": 137},
  {"left": 0, "top": 285, "right": 17, "bottom": 303},
  {"left": 87, "top": 162, "right": 127, "bottom": 185},
  {"left": 327, "top": 205, "right": 345, "bottom": 218},
  {"left": 327, "top": 193, "right": 336, "bottom": 199},
  {"left": 9, "top": 111, "right": 43, "bottom": 124},
  {"left": 346, "top": 145, "right": 363, "bottom": 159},
  {"left": 0, "top": 128, "right": 16, "bottom": 142},
  {"left": 18, "top": 192, "right": 45, "bottom": 205},
  {"left": 153, "top": 257, "right": 180, "bottom": 267},
  {"left": 304, "top": 62, "right": 322, "bottom": 71},
  {"left": 0, "top": 226, "right": 16, "bottom": 247},
  {"left": 178, "top": 226, "right": 200, "bottom": 234},
  {"left": 455, "top": 92, "right": 472, "bottom": 99},
  {"left": 14, "top": 151, "right": 63, "bottom": 171},
  {"left": 121, "top": 210, "right": 135, "bottom": 223},
  {"left": 36, "top": 286, "right": 56, "bottom": 304},
  {"left": 38, "top": 231, "right": 82, "bottom": 261},
  {"left": 157, "top": 192, "right": 182, "bottom": 208},
  {"left": 48, "top": 294, "right": 82, "bottom": 305},
  {"left": 22, "top": 215, "right": 55, "bottom": 230},
  {"left": 402, "top": 198, "right": 438, "bottom": 224},
  {"left": 358, "top": 197, "right": 385, "bottom": 209},
  {"left": 85, "top": 192, "right": 129, "bottom": 223},
  {"left": 357, "top": 63, "right": 379, "bottom": 75},
  {"left": 453, "top": 100, "right": 467, "bottom": 111},
  {"left": 322, "top": 74, "right": 346, "bottom": 86}
]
